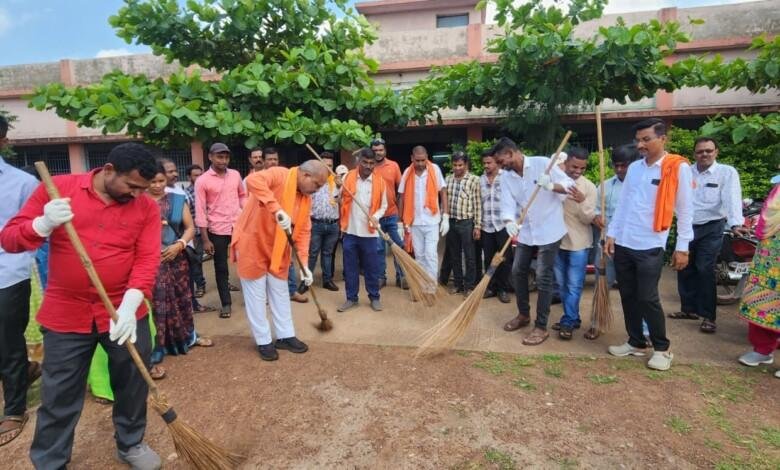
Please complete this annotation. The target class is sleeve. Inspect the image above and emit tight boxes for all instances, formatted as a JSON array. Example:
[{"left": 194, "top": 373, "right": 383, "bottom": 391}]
[
  {"left": 472, "top": 176, "right": 482, "bottom": 228},
  {"left": 550, "top": 162, "right": 575, "bottom": 196},
  {"left": 373, "top": 181, "right": 388, "bottom": 220},
  {"left": 237, "top": 172, "right": 248, "bottom": 208},
  {"left": 246, "top": 168, "right": 285, "bottom": 214},
  {"left": 398, "top": 169, "right": 408, "bottom": 194},
  {"left": 194, "top": 178, "right": 207, "bottom": 229},
  {"left": 293, "top": 202, "right": 312, "bottom": 267},
  {"left": 435, "top": 166, "right": 446, "bottom": 189},
  {"left": 726, "top": 167, "right": 745, "bottom": 228},
  {"left": 499, "top": 172, "right": 516, "bottom": 223},
  {"left": 575, "top": 181, "right": 598, "bottom": 225},
  {"left": 674, "top": 163, "right": 695, "bottom": 252},
  {"left": 594, "top": 182, "right": 603, "bottom": 216},
  {"left": 0, "top": 182, "right": 50, "bottom": 253},
  {"left": 127, "top": 201, "right": 162, "bottom": 300},
  {"left": 393, "top": 163, "right": 402, "bottom": 190}
]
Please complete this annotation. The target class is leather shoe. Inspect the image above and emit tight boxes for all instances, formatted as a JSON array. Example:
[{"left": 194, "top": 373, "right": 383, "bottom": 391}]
[
  {"left": 498, "top": 291, "right": 511, "bottom": 303},
  {"left": 503, "top": 314, "right": 530, "bottom": 331},
  {"left": 297, "top": 282, "right": 309, "bottom": 294},
  {"left": 483, "top": 289, "right": 497, "bottom": 299},
  {"left": 275, "top": 337, "right": 308, "bottom": 354},
  {"left": 322, "top": 280, "right": 339, "bottom": 291},
  {"left": 257, "top": 343, "right": 279, "bottom": 361}
]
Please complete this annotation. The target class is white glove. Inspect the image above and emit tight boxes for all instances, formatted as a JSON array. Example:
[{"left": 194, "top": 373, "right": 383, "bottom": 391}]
[
  {"left": 300, "top": 266, "right": 313, "bottom": 286},
  {"left": 505, "top": 221, "right": 520, "bottom": 238},
  {"left": 32, "top": 198, "right": 74, "bottom": 237},
  {"left": 275, "top": 210, "right": 292, "bottom": 232},
  {"left": 109, "top": 288, "right": 143, "bottom": 345},
  {"left": 439, "top": 214, "right": 450, "bottom": 237},
  {"left": 536, "top": 174, "right": 554, "bottom": 191}
]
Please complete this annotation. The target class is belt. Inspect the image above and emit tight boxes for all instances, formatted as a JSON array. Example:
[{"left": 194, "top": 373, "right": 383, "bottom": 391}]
[
  {"left": 693, "top": 218, "right": 726, "bottom": 227},
  {"left": 451, "top": 218, "right": 473, "bottom": 223},
  {"left": 311, "top": 217, "right": 338, "bottom": 224}
]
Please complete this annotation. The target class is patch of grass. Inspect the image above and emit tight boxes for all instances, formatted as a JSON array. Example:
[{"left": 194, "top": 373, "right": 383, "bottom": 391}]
[
  {"left": 758, "top": 427, "right": 780, "bottom": 449},
  {"left": 610, "top": 358, "right": 643, "bottom": 371},
  {"left": 576, "top": 355, "right": 598, "bottom": 363},
  {"left": 484, "top": 448, "right": 516, "bottom": 470},
  {"left": 705, "top": 403, "right": 754, "bottom": 449},
  {"left": 666, "top": 415, "right": 692, "bottom": 435},
  {"left": 474, "top": 352, "right": 507, "bottom": 376},
  {"left": 511, "top": 356, "right": 535, "bottom": 368},
  {"left": 588, "top": 374, "right": 619, "bottom": 385},
  {"left": 645, "top": 371, "right": 668, "bottom": 381},
  {"left": 540, "top": 354, "right": 563, "bottom": 363},
  {"left": 556, "top": 457, "right": 579, "bottom": 470},
  {"left": 544, "top": 365, "right": 564, "bottom": 379},
  {"left": 716, "top": 373, "right": 754, "bottom": 403},
  {"left": 456, "top": 350, "right": 472, "bottom": 357},
  {"left": 704, "top": 438, "right": 723, "bottom": 451},
  {"left": 512, "top": 377, "right": 536, "bottom": 391}
]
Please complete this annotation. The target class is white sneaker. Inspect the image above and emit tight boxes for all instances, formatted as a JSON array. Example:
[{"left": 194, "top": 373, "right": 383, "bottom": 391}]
[
  {"left": 647, "top": 351, "right": 674, "bottom": 371},
  {"left": 775, "top": 370, "right": 779, "bottom": 379},
  {"left": 738, "top": 351, "right": 774, "bottom": 367},
  {"left": 608, "top": 342, "right": 647, "bottom": 357}
]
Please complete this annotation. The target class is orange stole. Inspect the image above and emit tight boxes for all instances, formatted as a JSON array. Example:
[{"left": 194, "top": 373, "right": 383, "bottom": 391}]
[
  {"left": 270, "top": 167, "right": 311, "bottom": 271},
  {"left": 400, "top": 161, "right": 440, "bottom": 227},
  {"left": 340, "top": 170, "right": 385, "bottom": 233},
  {"left": 653, "top": 154, "right": 690, "bottom": 232}
]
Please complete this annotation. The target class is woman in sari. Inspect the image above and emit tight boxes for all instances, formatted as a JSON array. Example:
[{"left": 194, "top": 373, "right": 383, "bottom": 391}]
[{"left": 737, "top": 181, "right": 779, "bottom": 378}]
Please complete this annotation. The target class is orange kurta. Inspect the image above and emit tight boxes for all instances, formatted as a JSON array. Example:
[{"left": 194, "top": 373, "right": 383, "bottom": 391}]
[{"left": 231, "top": 166, "right": 312, "bottom": 280}]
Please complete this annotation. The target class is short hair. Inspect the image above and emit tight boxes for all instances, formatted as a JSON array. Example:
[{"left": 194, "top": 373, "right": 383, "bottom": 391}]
[
  {"left": 249, "top": 147, "right": 263, "bottom": 154},
  {"left": 185, "top": 164, "right": 203, "bottom": 176},
  {"left": 481, "top": 148, "right": 494, "bottom": 158},
  {"left": 632, "top": 118, "right": 666, "bottom": 136},
  {"left": 356, "top": 147, "right": 375, "bottom": 160},
  {"left": 411, "top": 145, "right": 428, "bottom": 155},
  {"left": 108, "top": 143, "right": 157, "bottom": 180},
  {"left": 567, "top": 147, "right": 589, "bottom": 160},
  {"left": 0, "top": 114, "right": 8, "bottom": 139},
  {"left": 491, "top": 137, "right": 519, "bottom": 155},
  {"left": 612, "top": 143, "right": 641, "bottom": 164},
  {"left": 370, "top": 138, "right": 386, "bottom": 147},
  {"left": 154, "top": 161, "right": 166, "bottom": 177},
  {"left": 157, "top": 157, "right": 174, "bottom": 167},
  {"left": 320, "top": 151, "right": 335, "bottom": 160},
  {"left": 263, "top": 147, "right": 279, "bottom": 156},
  {"left": 451, "top": 151, "right": 468, "bottom": 164},
  {"left": 694, "top": 136, "right": 719, "bottom": 150}
]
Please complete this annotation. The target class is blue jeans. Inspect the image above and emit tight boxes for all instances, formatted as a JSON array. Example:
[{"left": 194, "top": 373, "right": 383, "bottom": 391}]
[
  {"left": 308, "top": 220, "right": 340, "bottom": 283},
  {"left": 344, "top": 234, "right": 381, "bottom": 302},
  {"left": 554, "top": 248, "right": 589, "bottom": 328},
  {"left": 377, "top": 215, "right": 404, "bottom": 282},
  {"left": 288, "top": 264, "right": 297, "bottom": 296}
]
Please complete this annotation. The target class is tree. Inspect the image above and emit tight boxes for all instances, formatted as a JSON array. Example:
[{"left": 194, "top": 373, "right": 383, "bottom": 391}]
[
  {"left": 0, "top": 107, "right": 17, "bottom": 160},
  {"left": 29, "top": 0, "right": 421, "bottom": 150}
]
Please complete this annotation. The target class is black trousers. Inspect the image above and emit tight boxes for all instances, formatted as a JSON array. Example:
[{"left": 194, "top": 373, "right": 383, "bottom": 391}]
[
  {"left": 0, "top": 279, "right": 31, "bottom": 417},
  {"left": 209, "top": 232, "right": 232, "bottom": 307},
  {"left": 445, "top": 219, "right": 477, "bottom": 290},
  {"left": 614, "top": 245, "right": 670, "bottom": 351},
  {"left": 481, "top": 229, "right": 511, "bottom": 293},
  {"left": 512, "top": 241, "right": 560, "bottom": 329},
  {"left": 677, "top": 219, "right": 725, "bottom": 321},
  {"left": 30, "top": 316, "right": 152, "bottom": 469}
]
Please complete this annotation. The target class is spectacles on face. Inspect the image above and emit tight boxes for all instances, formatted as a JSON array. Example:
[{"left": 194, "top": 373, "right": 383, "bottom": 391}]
[{"left": 694, "top": 148, "right": 716, "bottom": 155}]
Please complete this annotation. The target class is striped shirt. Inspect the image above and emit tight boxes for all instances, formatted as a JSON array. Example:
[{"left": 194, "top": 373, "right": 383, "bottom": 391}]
[
  {"left": 183, "top": 183, "right": 198, "bottom": 235},
  {"left": 480, "top": 170, "right": 504, "bottom": 233},
  {"left": 446, "top": 172, "right": 482, "bottom": 228}
]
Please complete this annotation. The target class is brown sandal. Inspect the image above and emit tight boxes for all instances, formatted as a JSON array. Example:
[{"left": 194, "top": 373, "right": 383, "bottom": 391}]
[
  {"left": 522, "top": 328, "right": 550, "bottom": 346},
  {"left": 0, "top": 414, "right": 28, "bottom": 447},
  {"left": 150, "top": 365, "right": 166, "bottom": 380},
  {"left": 195, "top": 336, "right": 214, "bottom": 347},
  {"left": 193, "top": 304, "right": 217, "bottom": 313},
  {"left": 504, "top": 314, "right": 531, "bottom": 331},
  {"left": 668, "top": 311, "right": 698, "bottom": 320},
  {"left": 583, "top": 327, "right": 600, "bottom": 340}
]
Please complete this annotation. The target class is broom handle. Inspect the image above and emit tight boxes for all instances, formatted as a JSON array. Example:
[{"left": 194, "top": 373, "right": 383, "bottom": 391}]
[
  {"left": 283, "top": 228, "right": 325, "bottom": 313},
  {"left": 596, "top": 105, "right": 607, "bottom": 243},
  {"left": 493, "top": 130, "right": 572, "bottom": 262},
  {"left": 33, "top": 162, "right": 159, "bottom": 394},
  {"left": 304, "top": 144, "right": 390, "bottom": 242}
]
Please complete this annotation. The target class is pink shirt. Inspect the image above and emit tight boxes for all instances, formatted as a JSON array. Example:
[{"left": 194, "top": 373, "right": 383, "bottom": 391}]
[{"left": 194, "top": 167, "right": 247, "bottom": 235}]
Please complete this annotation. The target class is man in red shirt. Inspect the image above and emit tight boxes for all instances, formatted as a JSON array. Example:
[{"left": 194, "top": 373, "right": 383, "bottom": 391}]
[
  {"left": 370, "top": 138, "right": 406, "bottom": 289},
  {"left": 0, "top": 143, "right": 162, "bottom": 469}
]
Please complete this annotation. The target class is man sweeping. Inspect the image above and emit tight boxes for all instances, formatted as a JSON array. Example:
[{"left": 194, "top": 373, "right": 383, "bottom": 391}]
[
  {"left": 0, "top": 143, "right": 162, "bottom": 469},
  {"left": 232, "top": 160, "right": 328, "bottom": 361}
]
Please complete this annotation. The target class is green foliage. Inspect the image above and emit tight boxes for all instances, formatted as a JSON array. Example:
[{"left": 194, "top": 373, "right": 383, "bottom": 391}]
[
  {"left": 29, "top": 0, "right": 422, "bottom": 150},
  {"left": 666, "top": 415, "right": 692, "bottom": 435},
  {"left": 0, "top": 107, "right": 17, "bottom": 160},
  {"left": 484, "top": 448, "right": 516, "bottom": 470},
  {"left": 691, "top": 35, "right": 780, "bottom": 94}
]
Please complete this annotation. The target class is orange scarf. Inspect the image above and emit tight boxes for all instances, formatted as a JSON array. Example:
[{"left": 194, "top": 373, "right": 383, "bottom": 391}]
[
  {"left": 327, "top": 175, "right": 336, "bottom": 207},
  {"left": 270, "top": 167, "right": 312, "bottom": 271},
  {"left": 653, "top": 154, "right": 690, "bottom": 232},
  {"left": 401, "top": 161, "right": 440, "bottom": 227},
  {"left": 340, "top": 170, "right": 385, "bottom": 233}
]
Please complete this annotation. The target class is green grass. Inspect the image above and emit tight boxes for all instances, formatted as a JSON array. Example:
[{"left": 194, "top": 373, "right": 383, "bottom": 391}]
[
  {"left": 540, "top": 354, "right": 563, "bottom": 363},
  {"left": 473, "top": 352, "right": 508, "bottom": 376},
  {"left": 512, "top": 377, "right": 536, "bottom": 391},
  {"left": 484, "top": 448, "right": 516, "bottom": 470},
  {"left": 610, "top": 358, "right": 643, "bottom": 371},
  {"left": 544, "top": 365, "right": 564, "bottom": 378},
  {"left": 666, "top": 415, "right": 692, "bottom": 435},
  {"left": 758, "top": 427, "right": 780, "bottom": 449},
  {"left": 704, "top": 438, "right": 723, "bottom": 451},
  {"left": 645, "top": 371, "right": 669, "bottom": 381},
  {"left": 588, "top": 374, "right": 619, "bottom": 385}
]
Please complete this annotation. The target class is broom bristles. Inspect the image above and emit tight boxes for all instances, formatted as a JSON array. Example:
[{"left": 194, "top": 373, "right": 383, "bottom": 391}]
[
  {"left": 590, "top": 270, "right": 613, "bottom": 333},
  {"left": 389, "top": 243, "right": 443, "bottom": 306},
  {"left": 316, "top": 316, "right": 334, "bottom": 331},
  {"left": 415, "top": 274, "right": 492, "bottom": 357},
  {"left": 150, "top": 394, "right": 244, "bottom": 470}
]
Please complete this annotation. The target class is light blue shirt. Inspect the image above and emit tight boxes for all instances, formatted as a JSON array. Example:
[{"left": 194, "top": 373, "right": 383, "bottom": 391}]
[
  {"left": 595, "top": 175, "right": 624, "bottom": 224},
  {"left": 0, "top": 157, "right": 39, "bottom": 288}
]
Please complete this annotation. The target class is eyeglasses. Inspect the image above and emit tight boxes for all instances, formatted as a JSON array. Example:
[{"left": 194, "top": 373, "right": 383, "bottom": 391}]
[{"left": 370, "top": 138, "right": 386, "bottom": 146}]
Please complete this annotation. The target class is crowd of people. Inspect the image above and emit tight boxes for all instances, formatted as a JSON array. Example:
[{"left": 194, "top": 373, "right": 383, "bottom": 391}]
[{"left": 0, "top": 113, "right": 778, "bottom": 468}]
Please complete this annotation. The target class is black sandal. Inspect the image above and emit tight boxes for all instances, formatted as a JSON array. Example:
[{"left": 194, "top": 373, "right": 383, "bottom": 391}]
[
  {"left": 668, "top": 311, "right": 698, "bottom": 320},
  {"left": 700, "top": 319, "right": 717, "bottom": 334},
  {"left": 558, "top": 326, "right": 574, "bottom": 340}
]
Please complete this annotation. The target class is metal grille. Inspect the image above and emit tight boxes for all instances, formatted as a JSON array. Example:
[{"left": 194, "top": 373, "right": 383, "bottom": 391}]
[
  {"left": 85, "top": 143, "right": 117, "bottom": 170},
  {"left": 152, "top": 147, "right": 193, "bottom": 182},
  {"left": 9, "top": 145, "right": 71, "bottom": 174}
]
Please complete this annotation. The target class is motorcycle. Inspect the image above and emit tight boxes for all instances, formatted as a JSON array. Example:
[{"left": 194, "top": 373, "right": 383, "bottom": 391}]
[{"left": 715, "top": 198, "right": 763, "bottom": 305}]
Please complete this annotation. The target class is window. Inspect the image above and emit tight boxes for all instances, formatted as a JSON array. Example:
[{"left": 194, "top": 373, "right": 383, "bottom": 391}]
[
  {"left": 10, "top": 145, "right": 71, "bottom": 174},
  {"left": 436, "top": 14, "right": 469, "bottom": 28}
]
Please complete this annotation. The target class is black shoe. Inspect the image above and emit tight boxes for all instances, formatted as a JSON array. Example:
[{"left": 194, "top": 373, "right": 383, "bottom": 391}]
[
  {"left": 551, "top": 295, "right": 562, "bottom": 305},
  {"left": 322, "top": 280, "right": 339, "bottom": 291},
  {"left": 551, "top": 322, "right": 580, "bottom": 331},
  {"left": 498, "top": 291, "right": 511, "bottom": 303},
  {"left": 483, "top": 289, "right": 497, "bottom": 299},
  {"left": 298, "top": 282, "right": 309, "bottom": 294},
  {"left": 275, "top": 337, "right": 308, "bottom": 354},
  {"left": 448, "top": 286, "right": 464, "bottom": 295},
  {"left": 257, "top": 343, "right": 278, "bottom": 361}
]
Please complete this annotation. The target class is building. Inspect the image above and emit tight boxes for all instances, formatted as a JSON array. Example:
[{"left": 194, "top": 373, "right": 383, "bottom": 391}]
[{"left": 1, "top": 0, "right": 778, "bottom": 175}]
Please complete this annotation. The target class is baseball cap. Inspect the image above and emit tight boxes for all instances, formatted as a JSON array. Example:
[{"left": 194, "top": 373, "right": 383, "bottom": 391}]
[
  {"left": 335, "top": 165, "right": 349, "bottom": 176},
  {"left": 209, "top": 142, "right": 231, "bottom": 154}
]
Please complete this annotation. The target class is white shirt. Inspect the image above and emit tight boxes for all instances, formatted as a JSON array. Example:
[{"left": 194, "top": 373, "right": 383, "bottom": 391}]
[
  {"left": 398, "top": 164, "right": 446, "bottom": 226},
  {"left": 608, "top": 154, "right": 694, "bottom": 251},
  {"left": 691, "top": 161, "right": 744, "bottom": 227},
  {"left": 346, "top": 173, "right": 388, "bottom": 238},
  {"left": 499, "top": 156, "right": 574, "bottom": 246},
  {"left": 0, "top": 158, "right": 38, "bottom": 288}
]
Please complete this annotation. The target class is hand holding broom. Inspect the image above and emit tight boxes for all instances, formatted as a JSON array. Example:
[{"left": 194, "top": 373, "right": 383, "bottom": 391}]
[
  {"left": 415, "top": 131, "right": 572, "bottom": 357},
  {"left": 34, "top": 161, "right": 243, "bottom": 470}
]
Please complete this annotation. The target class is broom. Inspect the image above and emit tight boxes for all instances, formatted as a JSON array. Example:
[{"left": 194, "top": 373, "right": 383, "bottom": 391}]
[
  {"left": 283, "top": 227, "right": 333, "bottom": 331},
  {"left": 304, "top": 143, "right": 442, "bottom": 306},
  {"left": 415, "top": 131, "right": 573, "bottom": 357},
  {"left": 587, "top": 106, "right": 613, "bottom": 339},
  {"left": 34, "top": 162, "right": 243, "bottom": 470}
]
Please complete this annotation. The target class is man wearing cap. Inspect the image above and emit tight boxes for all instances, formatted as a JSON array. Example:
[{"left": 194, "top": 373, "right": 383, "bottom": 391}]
[
  {"left": 194, "top": 143, "right": 247, "bottom": 318},
  {"left": 370, "top": 138, "right": 407, "bottom": 289}
]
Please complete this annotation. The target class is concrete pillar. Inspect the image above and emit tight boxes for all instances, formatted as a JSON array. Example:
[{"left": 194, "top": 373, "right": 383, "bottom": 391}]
[
  {"left": 467, "top": 24, "right": 482, "bottom": 58},
  {"left": 191, "top": 141, "right": 204, "bottom": 167},
  {"left": 67, "top": 143, "right": 86, "bottom": 173},
  {"left": 466, "top": 125, "right": 483, "bottom": 142}
]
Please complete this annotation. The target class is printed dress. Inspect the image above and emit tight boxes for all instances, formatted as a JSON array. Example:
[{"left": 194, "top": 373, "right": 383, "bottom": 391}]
[{"left": 739, "top": 229, "right": 780, "bottom": 333}]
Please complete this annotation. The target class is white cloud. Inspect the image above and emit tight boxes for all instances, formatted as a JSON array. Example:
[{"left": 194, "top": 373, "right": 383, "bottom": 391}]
[
  {"left": 95, "top": 48, "right": 133, "bottom": 58},
  {"left": 0, "top": 8, "right": 11, "bottom": 36}
]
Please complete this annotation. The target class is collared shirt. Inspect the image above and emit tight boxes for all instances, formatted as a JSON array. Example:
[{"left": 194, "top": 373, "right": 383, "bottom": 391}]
[
  {"left": 499, "top": 156, "right": 574, "bottom": 246},
  {"left": 480, "top": 170, "right": 504, "bottom": 233},
  {"left": 373, "top": 158, "right": 402, "bottom": 217},
  {"left": 608, "top": 155, "right": 694, "bottom": 251},
  {"left": 0, "top": 157, "right": 38, "bottom": 288},
  {"left": 595, "top": 175, "right": 624, "bottom": 225},
  {"left": 0, "top": 169, "right": 161, "bottom": 334},
  {"left": 691, "top": 161, "right": 744, "bottom": 227},
  {"left": 346, "top": 173, "right": 388, "bottom": 238},
  {"left": 561, "top": 175, "right": 597, "bottom": 251},
  {"left": 398, "top": 164, "right": 446, "bottom": 226},
  {"left": 446, "top": 172, "right": 482, "bottom": 228},
  {"left": 310, "top": 181, "right": 340, "bottom": 220},
  {"left": 183, "top": 182, "right": 198, "bottom": 235},
  {"left": 194, "top": 167, "right": 247, "bottom": 235}
]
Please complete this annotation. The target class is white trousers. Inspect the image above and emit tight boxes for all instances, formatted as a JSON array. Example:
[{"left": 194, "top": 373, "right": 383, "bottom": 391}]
[
  {"left": 411, "top": 224, "right": 439, "bottom": 282},
  {"left": 240, "top": 274, "right": 295, "bottom": 346}
]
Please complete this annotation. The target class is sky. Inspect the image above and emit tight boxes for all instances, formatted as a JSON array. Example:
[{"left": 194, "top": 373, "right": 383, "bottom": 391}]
[{"left": 0, "top": 0, "right": 759, "bottom": 67}]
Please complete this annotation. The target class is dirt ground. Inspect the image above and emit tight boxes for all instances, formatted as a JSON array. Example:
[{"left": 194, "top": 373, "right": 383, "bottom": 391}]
[{"left": 2, "top": 260, "right": 778, "bottom": 469}]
